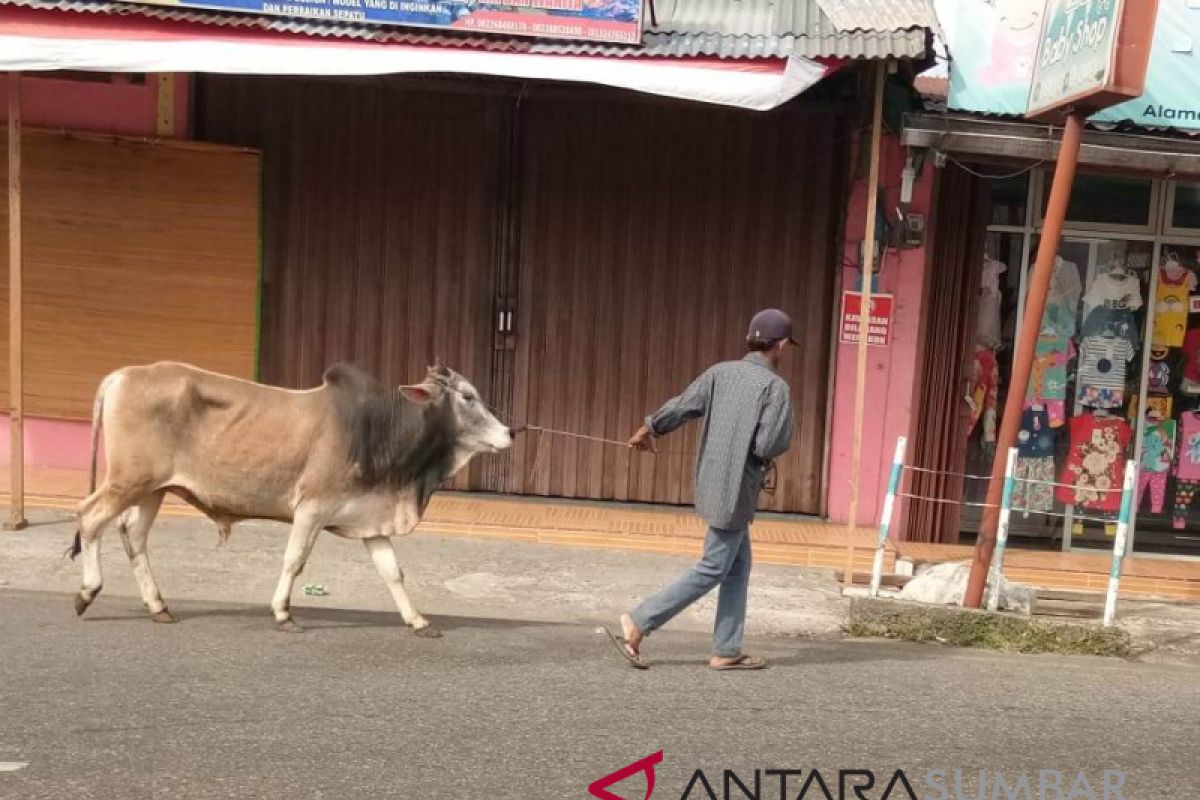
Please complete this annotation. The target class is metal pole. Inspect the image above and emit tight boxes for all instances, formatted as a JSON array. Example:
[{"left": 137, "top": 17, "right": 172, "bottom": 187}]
[
  {"left": 1103, "top": 460, "right": 1138, "bottom": 626},
  {"left": 870, "top": 436, "right": 906, "bottom": 597},
  {"left": 842, "top": 59, "right": 888, "bottom": 589},
  {"left": 965, "top": 111, "right": 1086, "bottom": 607},
  {"left": 5, "top": 71, "right": 25, "bottom": 531},
  {"left": 986, "top": 447, "right": 1019, "bottom": 612}
]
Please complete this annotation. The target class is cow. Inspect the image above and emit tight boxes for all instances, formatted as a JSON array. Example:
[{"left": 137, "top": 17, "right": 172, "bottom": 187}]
[{"left": 69, "top": 361, "right": 515, "bottom": 636}]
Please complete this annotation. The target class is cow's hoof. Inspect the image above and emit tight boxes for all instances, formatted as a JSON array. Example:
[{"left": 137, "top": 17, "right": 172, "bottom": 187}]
[
  {"left": 151, "top": 609, "right": 179, "bottom": 624},
  {"left": 74, "top": 592, "right": 93, "bottom": 617},
  {"left": 413, "top": 625, "right": 442, "bottom": 639},
  {"left": 277, "top": 618, "right": 305, "bottom": 633}
]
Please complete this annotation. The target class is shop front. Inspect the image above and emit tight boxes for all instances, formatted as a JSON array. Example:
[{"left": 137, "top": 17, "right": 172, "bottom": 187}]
[
  {"left": 954, "top": 165, "right": 1200, "bottom": 557},
  {"left": 902, "top": 130, "right": 1200, "bottom": 558},
  {"left": 894, "top": 1, "right": 1200, "bottom": 560}
]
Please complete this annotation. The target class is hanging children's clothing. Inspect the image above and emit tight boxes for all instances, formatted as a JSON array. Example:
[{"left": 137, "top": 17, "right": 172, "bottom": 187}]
[
  {"left": 977, "top": 256, "right": 1006, "bottom": 348},
  {"left": 1181, "top": 328, "right": 1200, "bottom": 395},
  {"left": 968, "top": 347, "right": 999, "bottom": 442},
  {"left": 1080, "top": 306, "right": 1140, "bottom": 348},
  {"left": 1027, "top": 259, "right": 1080, "bottom": 412},
  {"left": 1013, "top": 456, "right": 1055, "bottom": 514},
  {"left": 1173, "top": 411, "right": 1200, "bottom": 528},
  {"left": 1057, "top": 414, "right": 1132, "bottom": 512},
  {"left": 1127, "top": 394, "right": 1174, "bottom": 425},
  {"left": 1139, "top": 419, "right": 1176, "bottom": 515},
  {"left": 1026, "top": 329, "right": 1074, "bottom": 426},
  {"left": 1082, "top": 270, "right": 1143, "bottom": 317},
  {"left": 1076, "top": 333, "right": 1136, "bottom": 409},
  {"left": 1013, "top": 407, "right": 1056, "bottom": 513},
  {"left": 1147, "top": 347, "right": 1180, "bottom": 396},
  {"left": 1017, "top": 407, "right": 1055, "bottom": 457},
  {"left": 1042, "top": 256, "right": 1082, "bottom": 338},
  {"left": 1151, "top": 255, "right": 1196, "bottom": 348},
  {"left": 1080, "top": 270, "right": 1143, "bottom": 348}
]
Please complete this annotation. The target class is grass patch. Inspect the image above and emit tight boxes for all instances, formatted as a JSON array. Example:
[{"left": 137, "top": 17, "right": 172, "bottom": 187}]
[{"left": 847, "top": 597, "right": 1130, "bottom": 657}]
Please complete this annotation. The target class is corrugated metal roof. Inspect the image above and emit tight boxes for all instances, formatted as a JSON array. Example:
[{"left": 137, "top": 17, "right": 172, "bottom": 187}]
[
  {"left": 814, "top": 0, "right": 938, "bottom": 35},
  {"left": 634, "top": 0, "right": 931, "bottom": 58},
  {"left": 0, "top": 0, "right": 933, "bottom": 59},
  {"left": 540, "top": 27, "right": 928, "bottom": 58}
]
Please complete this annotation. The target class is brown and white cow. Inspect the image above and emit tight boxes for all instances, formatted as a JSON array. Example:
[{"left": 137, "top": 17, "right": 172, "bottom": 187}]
[{"left": 69, "top": 361, "right": 514, "bottom": 635}]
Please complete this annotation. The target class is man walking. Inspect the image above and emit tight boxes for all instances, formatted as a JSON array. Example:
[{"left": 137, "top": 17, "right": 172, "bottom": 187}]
[{"left": 610, "top": 309, "right": 795, "bottom": 670}]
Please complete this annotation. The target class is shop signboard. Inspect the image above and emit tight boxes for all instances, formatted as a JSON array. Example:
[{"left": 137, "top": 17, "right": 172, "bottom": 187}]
[
  {"left": 839, "top": 291, "right": 893, "bottom": 347},
  {"left": 1027, "top": 0, "right": 1157, "bottom": 120},
  {"left": 947, "top": 0, "right": 1176, "bottom": 127},
  {"left": 1027, "top": 0, "right": 1123, "bottom": 117},
  {"left": 121, "top": 0, "right": 643, "bottom": 43}
]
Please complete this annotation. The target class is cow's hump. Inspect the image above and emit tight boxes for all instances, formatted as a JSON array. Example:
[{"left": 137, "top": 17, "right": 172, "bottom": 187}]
[{"left": 323, "top": 363, "right": 385, "bottom": 398}]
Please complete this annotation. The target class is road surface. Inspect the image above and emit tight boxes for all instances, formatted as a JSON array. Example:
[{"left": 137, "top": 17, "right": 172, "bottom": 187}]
[{"left": 1, "top": 587, "right": 1197, "bottom": 799}]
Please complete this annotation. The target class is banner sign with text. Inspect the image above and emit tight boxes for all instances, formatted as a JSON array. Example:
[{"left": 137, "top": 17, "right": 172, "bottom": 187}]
[
  {"left": 948, "top": 0, "right": 1197, "bottom": 129},
  {"left": 122, "top": 0, "right": 643, "bottom": 43}
]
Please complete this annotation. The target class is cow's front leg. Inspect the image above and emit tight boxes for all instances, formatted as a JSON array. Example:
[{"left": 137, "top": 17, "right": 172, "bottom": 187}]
[
  {"left": 364, "top": 536, "right": 439, "bottom": 638},
  {"left": 271, "top": 513, "right": 321, "bottom": 632}
]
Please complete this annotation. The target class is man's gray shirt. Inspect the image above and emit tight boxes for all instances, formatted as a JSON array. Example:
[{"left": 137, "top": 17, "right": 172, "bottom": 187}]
[{"left": 645, "top": 352, "right": 794, "bottom": 530}]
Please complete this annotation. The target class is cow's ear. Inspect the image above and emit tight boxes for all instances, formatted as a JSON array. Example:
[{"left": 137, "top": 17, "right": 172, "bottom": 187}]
[{"left": 400, "top": 382, "right": 440, "bottom": 405}]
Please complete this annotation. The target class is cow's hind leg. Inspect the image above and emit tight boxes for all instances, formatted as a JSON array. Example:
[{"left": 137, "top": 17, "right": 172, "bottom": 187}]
[
  {"left": 74, "top": 487, "right": 137, "bottom": 617},
  {"left": 117, "top": 491, "right": 175, "bottom": 623},
  {"left": 271, "top": 513, "right": 321, "bottom": 632},
  {"left": 364, "top": 536, "right": 439, "bottom": 637}
]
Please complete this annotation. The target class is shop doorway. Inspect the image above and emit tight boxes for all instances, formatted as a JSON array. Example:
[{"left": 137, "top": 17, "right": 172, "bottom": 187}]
[{"left": 194, "top": 74, "right": 850, "bottom": 516}]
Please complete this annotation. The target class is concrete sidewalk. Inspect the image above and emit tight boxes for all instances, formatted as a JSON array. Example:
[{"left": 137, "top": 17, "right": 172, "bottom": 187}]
[
  {"left": 3, "top": 509, "right": 1199, "bottom": 663},
  {"left": 0, "top": 509, "right": 850, "bottom": 644}
]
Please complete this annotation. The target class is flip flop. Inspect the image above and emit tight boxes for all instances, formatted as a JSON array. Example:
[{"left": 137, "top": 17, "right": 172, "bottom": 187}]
[
  {"left": 603, "top": 626, "right": 649, "bottom": 670},
  {"left": 710, "top": 655, "right": 767, "bottom": 671}
]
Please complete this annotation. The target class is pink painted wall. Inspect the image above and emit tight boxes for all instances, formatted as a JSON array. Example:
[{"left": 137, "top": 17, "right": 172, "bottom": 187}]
[
  {"left": 0, "top": 73, "right": 190, "bottom": 472},
  {"left": 825, "top": 134, "right": 934, "bottom": 527},
  {"left": 0, "top": 73, "right": 190, "bottom": 136},
  {"left": 0, "top": 415, "right": 94, "bottom": 470}
]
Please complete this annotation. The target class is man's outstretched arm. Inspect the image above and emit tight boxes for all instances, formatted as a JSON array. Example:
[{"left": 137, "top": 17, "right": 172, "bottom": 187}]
[{"left": 628, "top": 370, "right": 714, "bottom": 452}]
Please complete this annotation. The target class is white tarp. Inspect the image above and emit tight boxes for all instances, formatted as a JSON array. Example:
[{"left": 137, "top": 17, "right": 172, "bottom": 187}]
[
  {"left": 898, "top": 561, "right": 1038, "bottom": 616},
  {"left": 0, "top": 11, "right": 829, "bottom": 111}
]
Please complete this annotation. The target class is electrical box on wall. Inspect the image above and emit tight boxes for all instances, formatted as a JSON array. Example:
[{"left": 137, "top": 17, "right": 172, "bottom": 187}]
[{"left": 903, "top": 213, "right": 925, "bottom": 247}]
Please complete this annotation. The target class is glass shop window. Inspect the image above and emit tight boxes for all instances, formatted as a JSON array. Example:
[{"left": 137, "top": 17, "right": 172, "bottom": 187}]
[
  {"left": 988, "top": 173, "right": 1030, "bottom": 227},
  {"left": 1041, "top": 173, "right": 1154, "bottom": 228},
  {"left": 1169, "top": 181, "right": 1200, "bottom": 230}
]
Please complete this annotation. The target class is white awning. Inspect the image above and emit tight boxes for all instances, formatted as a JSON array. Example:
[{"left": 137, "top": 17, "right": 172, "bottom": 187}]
[{"left": 0, "top": 7, "right": 832, "bottom": 111}]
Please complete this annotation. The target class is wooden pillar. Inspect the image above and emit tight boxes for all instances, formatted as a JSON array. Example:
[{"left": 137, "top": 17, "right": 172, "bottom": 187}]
[
  {"left": 842, "top": 60, "right": 888, "bottom": 586},
  {"left": 156, "top": 73, "right": 175, "bottom": 137},
  {"left": 6, "top": 71, "right": 26, "bottom": 531}
]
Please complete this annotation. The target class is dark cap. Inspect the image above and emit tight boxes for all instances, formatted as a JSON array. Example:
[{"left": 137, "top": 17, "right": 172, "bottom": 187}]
[{"left": 747, "top": 308, "right": 797, "bottom": 344}]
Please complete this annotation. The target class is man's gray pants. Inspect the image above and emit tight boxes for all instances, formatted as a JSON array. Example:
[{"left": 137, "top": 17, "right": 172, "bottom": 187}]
[{"left": 630, "top": 525, "right": 751, "bottom": 658}]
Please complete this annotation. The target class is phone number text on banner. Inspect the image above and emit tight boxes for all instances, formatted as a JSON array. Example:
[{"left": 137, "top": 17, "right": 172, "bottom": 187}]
[{"left": 126, "top": 0, "right": 643, "bottom": 43}]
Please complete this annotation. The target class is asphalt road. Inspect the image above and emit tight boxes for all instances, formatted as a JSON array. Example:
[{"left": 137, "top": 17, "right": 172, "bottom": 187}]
[{"left": 1, "top": 589, "right": 1197, "bottom": 800}]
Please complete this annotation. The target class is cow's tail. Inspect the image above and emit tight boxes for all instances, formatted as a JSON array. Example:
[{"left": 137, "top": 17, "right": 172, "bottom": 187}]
[
  {"left": 69, "top": 373, "right": 114, "bottom": 561},
  {"left": 87, "top": 374, "right": 111, "bottom": 497}
]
